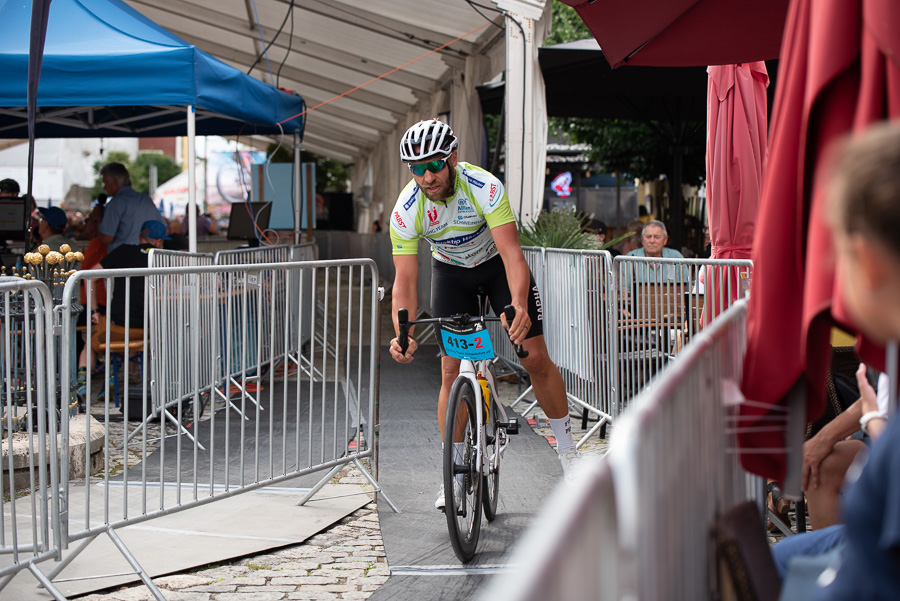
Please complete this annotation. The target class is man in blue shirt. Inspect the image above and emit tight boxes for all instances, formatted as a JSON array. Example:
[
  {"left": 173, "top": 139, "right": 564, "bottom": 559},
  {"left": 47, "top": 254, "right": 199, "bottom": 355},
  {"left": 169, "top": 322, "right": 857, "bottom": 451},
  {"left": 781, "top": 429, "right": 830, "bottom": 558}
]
[
  {"left": 97, "top": 162, "right": 164, "bottom": 253},
  {"left": 624, "top": 220, "right": 689, "bottom": 284}
]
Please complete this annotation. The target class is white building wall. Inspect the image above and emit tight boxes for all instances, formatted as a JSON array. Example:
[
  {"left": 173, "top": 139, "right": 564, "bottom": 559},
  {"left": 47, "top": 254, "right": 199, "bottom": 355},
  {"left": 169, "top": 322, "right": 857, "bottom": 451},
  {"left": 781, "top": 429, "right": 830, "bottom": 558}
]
[{"left": 0, "top": 138, "right": 139, "bottom": 208}]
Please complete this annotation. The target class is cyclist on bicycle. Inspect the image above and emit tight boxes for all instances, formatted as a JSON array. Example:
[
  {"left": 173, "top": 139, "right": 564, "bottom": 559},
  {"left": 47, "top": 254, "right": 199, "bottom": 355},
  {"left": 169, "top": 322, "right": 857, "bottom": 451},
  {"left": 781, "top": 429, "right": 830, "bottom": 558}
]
[{"left": 387, "top": 119, "right": 582, "bottom": 509}]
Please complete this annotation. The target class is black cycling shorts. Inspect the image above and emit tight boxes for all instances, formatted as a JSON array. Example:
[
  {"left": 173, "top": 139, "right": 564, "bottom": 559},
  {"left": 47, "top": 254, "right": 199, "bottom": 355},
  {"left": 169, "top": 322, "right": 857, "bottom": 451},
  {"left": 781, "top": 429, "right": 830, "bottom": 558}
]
[{"left": 430, "top": 254, "right": 544, "bottom": 350}]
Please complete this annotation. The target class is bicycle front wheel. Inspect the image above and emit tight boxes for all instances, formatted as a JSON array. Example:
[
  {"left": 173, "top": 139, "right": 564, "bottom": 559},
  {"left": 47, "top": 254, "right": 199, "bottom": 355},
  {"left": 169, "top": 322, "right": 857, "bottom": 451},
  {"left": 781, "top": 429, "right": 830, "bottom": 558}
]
[
  {"left": 482, "top": 396, "right": 502, "bottom": 522},
  {"left": 443, "top": 378, "right": 483, "bottom": 563}
]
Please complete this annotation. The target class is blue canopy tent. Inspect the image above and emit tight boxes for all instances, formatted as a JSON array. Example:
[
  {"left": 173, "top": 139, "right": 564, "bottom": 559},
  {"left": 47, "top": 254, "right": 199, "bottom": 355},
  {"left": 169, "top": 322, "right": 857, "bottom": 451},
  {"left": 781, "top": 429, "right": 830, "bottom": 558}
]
[{"left": 0, "top": 0, "right": 307, "bottom": 249}]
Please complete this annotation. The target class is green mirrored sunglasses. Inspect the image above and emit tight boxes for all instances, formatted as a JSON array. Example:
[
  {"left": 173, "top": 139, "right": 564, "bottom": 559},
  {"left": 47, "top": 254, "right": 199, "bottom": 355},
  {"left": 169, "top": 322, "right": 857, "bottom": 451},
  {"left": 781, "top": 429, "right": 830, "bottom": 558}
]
[{"left": 408, "top": 158, "right": 447, "bottom": 177}]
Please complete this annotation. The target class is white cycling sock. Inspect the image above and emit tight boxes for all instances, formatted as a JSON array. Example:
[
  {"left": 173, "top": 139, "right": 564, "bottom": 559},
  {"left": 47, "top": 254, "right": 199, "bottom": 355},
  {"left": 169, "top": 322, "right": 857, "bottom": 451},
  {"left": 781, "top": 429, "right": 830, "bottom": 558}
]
[{"left": 548, "top": 415, "right": 576, "bottom": 453}]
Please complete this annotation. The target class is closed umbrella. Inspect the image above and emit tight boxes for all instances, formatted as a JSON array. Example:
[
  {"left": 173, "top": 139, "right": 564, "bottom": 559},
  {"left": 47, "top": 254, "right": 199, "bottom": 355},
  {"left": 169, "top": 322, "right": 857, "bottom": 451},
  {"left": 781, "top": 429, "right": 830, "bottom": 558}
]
[
  {"left": 704, "top": 62, "right": 768, "bottom": 322},
  {"left": 739, "top": 0, "right": 900, "bottom": 479}
]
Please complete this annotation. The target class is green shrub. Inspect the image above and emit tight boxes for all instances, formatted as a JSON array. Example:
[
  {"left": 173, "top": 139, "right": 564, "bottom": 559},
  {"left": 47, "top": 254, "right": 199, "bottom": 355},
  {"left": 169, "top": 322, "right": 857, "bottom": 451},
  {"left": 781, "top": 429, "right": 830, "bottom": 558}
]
[
  {"left": 519, "top": 209, "right": 636, "bottom": 251},
  {"left": 519, "top": 209, "right": 600, "bottom": 249}
]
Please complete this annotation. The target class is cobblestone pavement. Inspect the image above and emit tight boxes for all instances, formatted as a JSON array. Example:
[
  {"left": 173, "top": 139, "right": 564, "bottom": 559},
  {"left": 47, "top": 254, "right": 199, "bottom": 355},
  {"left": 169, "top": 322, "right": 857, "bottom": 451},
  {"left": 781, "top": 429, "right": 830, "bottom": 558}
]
[{"left": 79, "top": 375, "right": 608, "bottom": 600}]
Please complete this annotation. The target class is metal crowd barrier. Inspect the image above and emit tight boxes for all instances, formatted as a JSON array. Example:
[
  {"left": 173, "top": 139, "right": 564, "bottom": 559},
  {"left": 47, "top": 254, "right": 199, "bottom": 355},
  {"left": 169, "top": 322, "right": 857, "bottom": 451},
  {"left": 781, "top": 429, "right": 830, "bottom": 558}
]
[
  {"left": 490, "top": 248, "right": 618, "bottom": 440},
  {"left": 482, "top": 299, "right": 761, "bottom": 601},
  {"left": 495, "top": 249, "right": 751, "bottom": 443},
  {"left": 53, "top": 258, "right": 392, "bottom": 596},
  {"left": 614, "top": 256, "right": 752, "bottom": 403},
  {"left": 0, "top": 277, "right": 64, "bottom": 598}
]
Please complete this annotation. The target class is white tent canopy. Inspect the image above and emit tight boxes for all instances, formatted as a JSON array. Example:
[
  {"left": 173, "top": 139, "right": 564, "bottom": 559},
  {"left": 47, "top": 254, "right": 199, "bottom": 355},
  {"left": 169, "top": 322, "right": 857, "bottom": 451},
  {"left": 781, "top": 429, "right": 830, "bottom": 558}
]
[{"left": 122, "top": 0, "right": 549, "bottom": 226}]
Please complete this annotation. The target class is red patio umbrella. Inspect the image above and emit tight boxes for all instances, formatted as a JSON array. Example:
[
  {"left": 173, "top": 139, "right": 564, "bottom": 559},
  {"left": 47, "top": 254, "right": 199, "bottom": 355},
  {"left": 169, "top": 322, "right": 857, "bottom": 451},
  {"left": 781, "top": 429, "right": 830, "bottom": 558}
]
[
  {"left": 704, "top": 62, "right": 768, "bottom": 322},
  {"left": 559, "top": 0, "right": 789, "bottom": 68},
  {"left": 739, "top": 0, "right": 900, "bottom": 479}
]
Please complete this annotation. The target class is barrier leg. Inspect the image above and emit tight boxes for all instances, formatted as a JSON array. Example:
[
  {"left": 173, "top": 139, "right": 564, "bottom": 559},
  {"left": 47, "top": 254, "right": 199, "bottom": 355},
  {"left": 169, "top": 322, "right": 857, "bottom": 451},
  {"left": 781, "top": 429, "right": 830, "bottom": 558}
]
[
  {"left": 577, "top": 416, "right": 609, "bottom": 449},
  {"left": 27, "top": 564, "right": 66, "bottom": 601},
  {"left": 106, "top": 527, "right": 166, "bottom": 601},
  {"left": 297, "top": 458, "right": 401, "bottom": 514}
]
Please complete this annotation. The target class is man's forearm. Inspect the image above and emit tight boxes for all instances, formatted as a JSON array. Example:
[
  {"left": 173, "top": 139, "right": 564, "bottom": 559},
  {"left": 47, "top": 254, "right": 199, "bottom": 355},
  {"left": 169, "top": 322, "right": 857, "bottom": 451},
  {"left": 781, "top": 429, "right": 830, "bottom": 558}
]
[
  {"left": 506, "top": 258, "right": 530, "bottom": 307},
  {"left": 391, "top": 284, "right": 417, "bottom": 336},
  {"left": 813, "top": 399, "right": 863, "bottom": 446}
]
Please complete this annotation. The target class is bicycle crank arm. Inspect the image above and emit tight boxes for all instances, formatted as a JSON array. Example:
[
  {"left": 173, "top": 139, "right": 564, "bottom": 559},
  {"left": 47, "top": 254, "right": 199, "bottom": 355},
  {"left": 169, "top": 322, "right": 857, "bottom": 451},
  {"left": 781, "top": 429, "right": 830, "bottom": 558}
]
[{"left": 501, "top": 417, "right": 519, "bottom": 434}]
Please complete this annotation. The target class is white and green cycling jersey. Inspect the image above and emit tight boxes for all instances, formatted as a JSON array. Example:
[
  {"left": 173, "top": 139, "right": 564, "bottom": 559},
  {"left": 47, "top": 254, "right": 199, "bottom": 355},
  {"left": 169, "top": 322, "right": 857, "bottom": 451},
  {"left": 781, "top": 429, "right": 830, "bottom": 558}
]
[{"left": 389, "top": 162, "right": 516, "bottom": 268}]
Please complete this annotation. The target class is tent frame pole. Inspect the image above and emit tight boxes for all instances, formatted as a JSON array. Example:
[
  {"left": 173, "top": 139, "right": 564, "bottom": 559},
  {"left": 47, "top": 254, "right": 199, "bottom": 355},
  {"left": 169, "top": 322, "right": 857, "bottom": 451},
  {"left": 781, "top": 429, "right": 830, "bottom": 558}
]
[
  {"left": 294, "top": 133, "right": 301, "bottom": 245},
  {"left": 187, "top": 105, "right": 197, "bottom": 253}
]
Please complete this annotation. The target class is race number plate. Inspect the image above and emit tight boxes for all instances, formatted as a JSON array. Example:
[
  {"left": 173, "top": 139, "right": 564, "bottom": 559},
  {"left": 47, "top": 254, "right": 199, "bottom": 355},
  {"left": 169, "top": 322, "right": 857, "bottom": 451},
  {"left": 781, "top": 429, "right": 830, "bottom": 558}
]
[{"left": 440, "top": 327, "right": 494, "bottom": 361}]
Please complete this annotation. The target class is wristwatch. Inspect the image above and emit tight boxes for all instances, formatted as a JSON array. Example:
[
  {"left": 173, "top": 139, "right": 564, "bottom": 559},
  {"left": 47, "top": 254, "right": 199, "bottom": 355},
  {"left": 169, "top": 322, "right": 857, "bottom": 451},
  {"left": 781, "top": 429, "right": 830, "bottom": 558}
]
[{"left": 859, "top": 410, "right": 887, "bottom": 436}]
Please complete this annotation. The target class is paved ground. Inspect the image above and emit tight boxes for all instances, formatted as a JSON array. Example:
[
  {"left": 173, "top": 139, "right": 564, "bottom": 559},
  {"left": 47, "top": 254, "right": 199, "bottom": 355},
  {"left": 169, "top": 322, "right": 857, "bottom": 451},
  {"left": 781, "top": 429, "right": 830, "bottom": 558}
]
[{"left": 75, "top": 373, "right": 608, "bottom": 601}]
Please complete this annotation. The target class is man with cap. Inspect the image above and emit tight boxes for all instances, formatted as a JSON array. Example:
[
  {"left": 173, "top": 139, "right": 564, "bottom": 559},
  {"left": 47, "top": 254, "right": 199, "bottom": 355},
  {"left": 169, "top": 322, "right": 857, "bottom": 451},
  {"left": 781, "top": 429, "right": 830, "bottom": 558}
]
[
  {"left": 89, "top": 220, "right": 170, "bottom": 329},
  {"left": 97, "top": 162, "right": 164, "bottom": 253},
  {"left": 585, "top": 218, "right": 621, "bottom": 257},
  {"left": 36, "top": 206, "right": 70, "bottom": 252}
]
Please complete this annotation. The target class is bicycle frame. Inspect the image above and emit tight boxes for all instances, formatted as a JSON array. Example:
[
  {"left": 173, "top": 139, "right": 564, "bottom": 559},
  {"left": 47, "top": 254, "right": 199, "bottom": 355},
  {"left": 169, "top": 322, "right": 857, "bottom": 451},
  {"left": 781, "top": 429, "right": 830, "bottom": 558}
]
[
  {"left": 396, "top": 304, "right": 525, "bottom": 561},
  {"left": 456, "top": 357, "right": 513, "bottom": 477}
]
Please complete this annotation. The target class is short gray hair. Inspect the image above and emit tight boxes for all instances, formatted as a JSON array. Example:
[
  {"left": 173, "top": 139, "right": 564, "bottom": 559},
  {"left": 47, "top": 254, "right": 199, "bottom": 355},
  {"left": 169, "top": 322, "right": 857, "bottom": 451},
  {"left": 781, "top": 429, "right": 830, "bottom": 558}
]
[
  {"left": 100, "top": 162, "right": 132, "bottom": 187},
  {"left": 643, "top": 219, "right": 667, "bottom": 236}
]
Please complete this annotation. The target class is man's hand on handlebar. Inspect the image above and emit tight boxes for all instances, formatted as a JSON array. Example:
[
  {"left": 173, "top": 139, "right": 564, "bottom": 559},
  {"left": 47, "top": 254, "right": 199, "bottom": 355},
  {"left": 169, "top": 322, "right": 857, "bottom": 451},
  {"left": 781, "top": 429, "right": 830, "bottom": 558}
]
[
  {"left": 390, "top": 335, "right": 418, "bottom": 363},
  {"left": 501, "top": 303, "right": 530, "bottom": 346}
]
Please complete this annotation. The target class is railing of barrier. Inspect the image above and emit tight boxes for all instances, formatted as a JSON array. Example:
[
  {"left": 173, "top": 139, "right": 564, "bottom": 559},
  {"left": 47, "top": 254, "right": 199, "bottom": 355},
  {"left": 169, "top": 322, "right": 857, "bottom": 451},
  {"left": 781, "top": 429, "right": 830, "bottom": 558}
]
[
  {"left": 482, "top": 299, "right": 760, "bottom": 601},
  {"left": 54, "top": 259, "right": 393, "bottom": 593},
  {"left": 148, "top": 249, "right": 215, "bottom": 268},
  {"left": 213, "top": 244, "right": 293, "bottom": 265},
  {"left": 613, "top": 256, "right": 752, "bottom": 404},
  {"left": 194, "top": 237, "right": 247, "bottom": 254},
  {"left": 610, "top": 298, "right": 758, "bottom": 600},
  {"left": 478, "top": 459, "right": 620, "bottom": 601},
  {"left": 493, "top": 248, "right": 618, "bottom": 434},
  {"left": 0, "top": 278, "right": 63, "bottom": 597},
  {"left": 496, "top": 249, "right": 750, "bottom": 442}
]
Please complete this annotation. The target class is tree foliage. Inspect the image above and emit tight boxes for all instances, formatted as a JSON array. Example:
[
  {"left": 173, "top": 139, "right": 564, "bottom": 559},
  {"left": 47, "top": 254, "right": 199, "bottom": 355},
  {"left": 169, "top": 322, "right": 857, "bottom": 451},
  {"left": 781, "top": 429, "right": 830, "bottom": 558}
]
[
  {"left": 545, "top": 3, "right": 591, "bottom": 46},
  {"left": 550, "top": 117, "right": 706, "bottom": 185},
  {"left": 90, "top": 151, "right": 181, "bottom": 197},
  {"left": 130, "top": 153, "right": 182, "bottom": 194}
]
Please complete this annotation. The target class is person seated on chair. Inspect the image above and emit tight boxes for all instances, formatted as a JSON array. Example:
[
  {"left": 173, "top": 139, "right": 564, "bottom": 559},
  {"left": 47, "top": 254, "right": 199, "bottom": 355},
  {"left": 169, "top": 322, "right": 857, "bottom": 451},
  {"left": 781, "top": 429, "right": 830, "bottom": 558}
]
[
  {"left": 624, "top": 220, "right": 689, "bottom": 285},
  {"left": 88, "top": 219, "right": 169, "bottom": 329},
  {"left": 36, "top": 206, "right": 70, "bottom": 252},
  {"left": 618, "top": 220, "right": 644, "bottom": 255},
  {"left": 75, "top": 201, "right": 108, "bottom": 397},
  {"left": 801, "top": 368, "right": 887, "bottom": 530},
  {"left": 771, "top": 366, "right": 887, "bottom": 577}
]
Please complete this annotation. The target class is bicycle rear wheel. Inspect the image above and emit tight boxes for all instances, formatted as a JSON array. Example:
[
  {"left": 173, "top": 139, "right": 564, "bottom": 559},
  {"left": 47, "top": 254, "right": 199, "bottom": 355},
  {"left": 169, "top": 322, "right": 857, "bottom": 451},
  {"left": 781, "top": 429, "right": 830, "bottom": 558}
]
[
  {"left": 482, "top": 396, "right": 502, "bottom": 522},
  {"left": 443, "top": 378, "right": 483, "bottom": 563}
]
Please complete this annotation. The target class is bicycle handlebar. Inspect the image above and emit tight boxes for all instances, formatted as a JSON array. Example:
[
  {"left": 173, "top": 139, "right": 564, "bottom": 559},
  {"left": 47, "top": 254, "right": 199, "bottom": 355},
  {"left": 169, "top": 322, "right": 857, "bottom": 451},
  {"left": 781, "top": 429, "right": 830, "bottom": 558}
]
[{"left": 397, "top": 306, "right": 528, "bottom": 359}]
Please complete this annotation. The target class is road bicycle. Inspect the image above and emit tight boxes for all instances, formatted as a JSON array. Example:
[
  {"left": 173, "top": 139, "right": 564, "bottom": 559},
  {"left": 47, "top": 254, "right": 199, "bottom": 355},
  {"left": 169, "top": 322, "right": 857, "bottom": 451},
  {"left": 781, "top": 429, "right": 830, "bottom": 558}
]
[{"left": 397, "top": 301, "right": 527, "bottom": 562}]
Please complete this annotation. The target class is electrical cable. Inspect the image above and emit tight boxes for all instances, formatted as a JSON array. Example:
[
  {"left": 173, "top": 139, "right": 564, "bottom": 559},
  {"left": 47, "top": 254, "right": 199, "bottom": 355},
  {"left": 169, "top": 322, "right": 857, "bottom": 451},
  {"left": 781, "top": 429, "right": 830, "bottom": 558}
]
[
  {"left": 247, "top": 0, "right": 275, "bottom": 82},
  {"left": 464, "top": 0, "right": 505, "bottom": 29},
  {"left": 275, "top": 0, "right": 295, "bottom": 88}
]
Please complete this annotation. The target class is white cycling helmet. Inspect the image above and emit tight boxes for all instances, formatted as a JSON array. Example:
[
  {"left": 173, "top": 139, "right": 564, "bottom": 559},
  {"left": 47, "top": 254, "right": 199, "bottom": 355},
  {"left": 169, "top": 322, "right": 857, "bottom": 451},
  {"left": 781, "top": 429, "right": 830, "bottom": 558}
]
[{"left": 399, "top": 119, "right": 458, "bottom": 163}]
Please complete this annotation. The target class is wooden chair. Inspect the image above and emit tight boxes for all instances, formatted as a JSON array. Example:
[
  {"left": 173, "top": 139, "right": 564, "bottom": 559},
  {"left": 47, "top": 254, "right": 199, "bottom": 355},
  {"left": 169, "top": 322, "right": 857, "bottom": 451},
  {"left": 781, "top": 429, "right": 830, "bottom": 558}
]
[{"left": 90, "top": 315, "right": 144, "bottom": 407}]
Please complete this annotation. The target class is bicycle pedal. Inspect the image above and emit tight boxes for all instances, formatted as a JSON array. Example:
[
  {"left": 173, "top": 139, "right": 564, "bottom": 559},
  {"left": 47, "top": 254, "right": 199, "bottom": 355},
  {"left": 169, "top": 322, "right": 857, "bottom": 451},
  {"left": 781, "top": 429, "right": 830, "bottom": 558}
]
[{"left": 504, "top": 417, "right": 519, "bottom": 434}]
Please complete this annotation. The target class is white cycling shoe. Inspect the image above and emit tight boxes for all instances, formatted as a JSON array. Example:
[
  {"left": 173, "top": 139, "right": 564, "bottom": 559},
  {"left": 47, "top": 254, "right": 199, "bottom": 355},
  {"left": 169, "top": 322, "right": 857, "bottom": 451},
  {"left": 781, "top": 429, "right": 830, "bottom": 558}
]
[
  {"left": 435, "top": 483, "right": 446, "bottom": 511},
  {"left": 559, "top": 448, "right": 584, "bottom": 482},
  {"left": 434, "top": 479, "right": 465, "bottom": 512}
]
